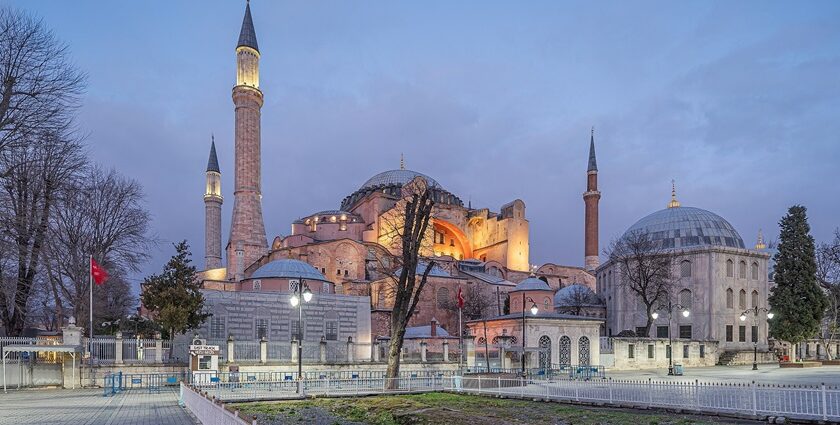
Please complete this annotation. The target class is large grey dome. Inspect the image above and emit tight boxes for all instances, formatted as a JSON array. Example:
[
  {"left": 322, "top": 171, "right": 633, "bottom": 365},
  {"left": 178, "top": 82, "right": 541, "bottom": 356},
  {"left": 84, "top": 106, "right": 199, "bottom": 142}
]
[
  {"left": 623, "top": 206, "right": 745, "bottom": 250},
  {"left": 360, "top": 169, "right": 440, "bottom": 191},
  {"left": 511, "top": 277, "right": 552, "bottom": 292},
  {"left": 251, "top": 259, "right": 329, "bottom": 281}
]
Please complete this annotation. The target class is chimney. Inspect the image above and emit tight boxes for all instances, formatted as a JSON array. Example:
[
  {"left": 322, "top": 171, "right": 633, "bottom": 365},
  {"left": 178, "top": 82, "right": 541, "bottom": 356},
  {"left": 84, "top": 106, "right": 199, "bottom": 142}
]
[{"left": 430, "top": 318, "right": 438, "bottom": 337}]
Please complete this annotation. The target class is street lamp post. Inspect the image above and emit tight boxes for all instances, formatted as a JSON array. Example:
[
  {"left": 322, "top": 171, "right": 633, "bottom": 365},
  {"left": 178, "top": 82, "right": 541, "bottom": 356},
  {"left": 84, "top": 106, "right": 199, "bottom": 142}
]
[
  {"left": 520, "top": 293, "right": 538, "bottom": 375},
  {"left": 651, "top": 300, "right": 690, "bottom": 376},
  {"left": 740, "top": 307, "right": 774, "bottom": 370},
  {"left": 290, "top": 279, "right": 313, "bottom": 394}
]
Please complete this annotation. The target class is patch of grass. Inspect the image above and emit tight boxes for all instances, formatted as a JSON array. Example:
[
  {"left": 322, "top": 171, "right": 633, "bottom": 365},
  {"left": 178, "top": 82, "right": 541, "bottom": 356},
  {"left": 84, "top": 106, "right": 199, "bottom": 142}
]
[{"left": 234, "top": 393, "right": 755, "bottom": 425}]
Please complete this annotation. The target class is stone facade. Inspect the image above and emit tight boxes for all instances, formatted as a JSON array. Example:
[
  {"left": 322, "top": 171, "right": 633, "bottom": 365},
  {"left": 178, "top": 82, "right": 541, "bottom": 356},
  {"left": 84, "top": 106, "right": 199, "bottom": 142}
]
[
  {"left": 603, "top": 337, "right": 720, "bottom": 370},
  {"left": 193, "top": 289, "right": 372, "bottom": 360}
]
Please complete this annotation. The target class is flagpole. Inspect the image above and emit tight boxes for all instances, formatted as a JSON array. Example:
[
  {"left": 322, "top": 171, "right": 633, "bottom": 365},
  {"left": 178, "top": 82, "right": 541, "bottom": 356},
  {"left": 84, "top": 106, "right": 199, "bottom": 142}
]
[
  {"left": 89, "top": 254, "right": 93, "bottom": 366},
  {"left": 458, "top": 307, "right": 463, "bottom": 371}
]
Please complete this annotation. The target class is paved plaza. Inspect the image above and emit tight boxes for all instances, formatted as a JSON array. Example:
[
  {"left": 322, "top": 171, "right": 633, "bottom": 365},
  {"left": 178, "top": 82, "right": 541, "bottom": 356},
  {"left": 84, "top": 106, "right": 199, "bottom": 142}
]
[
  {"left": 0, "top": 388, "right": 196, "bottom": 425},
  {"left": 608, "top": 364, "right": 840, "bottom": 385}
]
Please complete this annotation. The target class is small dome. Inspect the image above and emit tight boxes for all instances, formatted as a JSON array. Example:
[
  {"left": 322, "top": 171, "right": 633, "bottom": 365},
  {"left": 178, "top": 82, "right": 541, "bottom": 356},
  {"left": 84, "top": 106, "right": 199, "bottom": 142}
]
[
  {"left": 511, "top": 277, "right": 552, "bottom": 292},
  {"left": 554, "top": 284, "right": 603, "bottom": 307},
  {"left": 360, "top": 169, "right": 441, "bottom": 191},
  {"left": 623, "top": 206, "right": 745, "bottom": 250},
  {"left": 251, "top": 259, "right": 328, "bottom": 281}
]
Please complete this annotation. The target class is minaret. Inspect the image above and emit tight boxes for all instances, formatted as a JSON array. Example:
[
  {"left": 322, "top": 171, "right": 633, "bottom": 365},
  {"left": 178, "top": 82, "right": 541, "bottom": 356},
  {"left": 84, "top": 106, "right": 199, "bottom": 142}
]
[
  {"left": 204, "top": 137, "right": 223, "bottom": 269},
  {"left": 227, "top": 0, "right": 268, "bottom": 280},
  {"left": 583, "top": 127, "right": 601, "bottom": 272}
]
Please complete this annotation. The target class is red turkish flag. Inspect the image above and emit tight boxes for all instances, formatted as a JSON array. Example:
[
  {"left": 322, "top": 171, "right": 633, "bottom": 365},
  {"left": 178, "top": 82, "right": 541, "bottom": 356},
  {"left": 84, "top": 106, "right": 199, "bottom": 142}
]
[
  {"left": 457, "top": 287, "right": 465, "bottom": 309},
  {"left": 91, "top": 258, "right": 108, "bottom": 285}
]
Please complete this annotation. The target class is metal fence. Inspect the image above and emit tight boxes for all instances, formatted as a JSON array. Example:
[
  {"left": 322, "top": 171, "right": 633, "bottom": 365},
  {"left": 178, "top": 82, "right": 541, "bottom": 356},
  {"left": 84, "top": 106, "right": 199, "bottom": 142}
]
[
  {"left": 448, "top": 377, "right": 840, "bottom": 422},
  {"left": 180, "top": 382, "right": 255, "bottom": 425},
  {"left": 190, "top": 369, "right": 457, "bottom": 386},
  {"left": 234, "top": 341, "right": 261, "bottom": 363},
  {"left": 199, "top": 376, "right": 450, "bottom": 402}
]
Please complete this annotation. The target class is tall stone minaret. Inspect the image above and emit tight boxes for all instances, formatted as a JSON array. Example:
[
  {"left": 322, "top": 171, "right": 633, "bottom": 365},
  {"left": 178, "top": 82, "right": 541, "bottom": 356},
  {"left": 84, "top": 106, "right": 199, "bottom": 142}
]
[
  {"left": 583, "top": 127, "right": 601, "bottom": 272},
  {"left": 227, "top": 1, "right": 268, "bottom": 280},
  {"left": 204, "top": 137, "right": 223, "bottom": 269}
]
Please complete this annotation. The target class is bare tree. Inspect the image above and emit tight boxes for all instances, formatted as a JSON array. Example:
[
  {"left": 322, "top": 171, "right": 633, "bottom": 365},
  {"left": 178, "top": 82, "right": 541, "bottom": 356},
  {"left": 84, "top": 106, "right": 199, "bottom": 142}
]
[
  {"left": 606, "top": 230, "right": 677, "bottom": 336},
  {"left": 816, "top": 229, "right": 840, "bottom": 360},
  {"left": 0, "top": 132, "right": 84, "bottom": 336},
  {"left": 368, "top": 177, "right": 437, "bottom": 386},
  {"left": 0, "top": 8, "right": 86, "bottom": 154},
  {"left": 440, "top": 284, "right": 494, "bottom": 321},
  {"left": 555, "top": 284, "right": 602, "bottom": 316},
  {"left": 44, "top": 166, "right": 151, "bottom": 332}
]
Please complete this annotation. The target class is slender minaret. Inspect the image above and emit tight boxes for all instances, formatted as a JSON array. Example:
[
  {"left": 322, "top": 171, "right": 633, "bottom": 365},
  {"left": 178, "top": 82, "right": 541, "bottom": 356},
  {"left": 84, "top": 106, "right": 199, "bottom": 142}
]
[
  {"left": 204, "top": 137, "right": 223, "bottom": 269},
  {"left": 583, "top": 127, "right": 601, "bottom": 272},
  {"left": 227, "top": 1, "right": 268, "bottom": 280}
]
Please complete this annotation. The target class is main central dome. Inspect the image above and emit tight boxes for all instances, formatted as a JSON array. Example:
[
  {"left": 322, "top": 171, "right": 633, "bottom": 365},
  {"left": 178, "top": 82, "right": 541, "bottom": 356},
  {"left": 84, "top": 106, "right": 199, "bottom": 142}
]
[
  {"left": 623, "top": 206, "right": 745, "bottom": 250},
  {"left": 359, "top": 169, "right": 441, "bottom": 191}
]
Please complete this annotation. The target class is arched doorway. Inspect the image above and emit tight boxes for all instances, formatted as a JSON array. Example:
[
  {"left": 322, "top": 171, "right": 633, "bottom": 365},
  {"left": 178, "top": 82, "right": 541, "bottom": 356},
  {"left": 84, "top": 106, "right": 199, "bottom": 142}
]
[
  {"left": 559, "top": 336, "right": 571, "bottom": 366},
  {"left": 538, "top": 336, "right": 551, "bottom": 369},
  {"left": 578, "top": 336, "right": 591, "bottom": 366}
]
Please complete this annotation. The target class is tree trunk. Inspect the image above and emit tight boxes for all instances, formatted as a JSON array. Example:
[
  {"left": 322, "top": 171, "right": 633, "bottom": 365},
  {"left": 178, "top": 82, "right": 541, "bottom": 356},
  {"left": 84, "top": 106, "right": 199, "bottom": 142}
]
[{"left": 384, "top": 327, "right": 406, "bottom": 389}]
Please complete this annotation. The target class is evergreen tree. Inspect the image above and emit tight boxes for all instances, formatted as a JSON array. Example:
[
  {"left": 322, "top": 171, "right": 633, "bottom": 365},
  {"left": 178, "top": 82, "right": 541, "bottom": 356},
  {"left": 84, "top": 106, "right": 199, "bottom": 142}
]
[
  {"left": 140, "top": 241, "right": 210, "bottom": 340},
  {"left": 768, "top": 205, "right": 828, "bottom": 360}
]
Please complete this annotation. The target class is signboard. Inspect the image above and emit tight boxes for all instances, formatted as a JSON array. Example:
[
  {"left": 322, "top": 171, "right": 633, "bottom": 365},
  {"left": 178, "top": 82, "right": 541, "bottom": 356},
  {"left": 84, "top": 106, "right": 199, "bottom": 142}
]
[{"left": 189, "top": 344, "right": 220, "bottom": 356}]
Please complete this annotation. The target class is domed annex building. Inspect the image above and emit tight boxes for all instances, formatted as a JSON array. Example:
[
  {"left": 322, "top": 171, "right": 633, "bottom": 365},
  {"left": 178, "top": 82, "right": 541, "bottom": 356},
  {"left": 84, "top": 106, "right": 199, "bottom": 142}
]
[
  {"left": 192, "top": 3, "right": 602, "bottom": 359},
  {"left": 597, "top": 189, "right": 772, "bottom": 363}
]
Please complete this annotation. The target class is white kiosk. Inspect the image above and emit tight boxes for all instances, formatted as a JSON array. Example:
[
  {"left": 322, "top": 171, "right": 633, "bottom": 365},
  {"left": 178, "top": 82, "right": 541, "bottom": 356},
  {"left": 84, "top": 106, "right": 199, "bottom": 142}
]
[{"left": 189, "top": 338, "right": 220, "bottom": 385}]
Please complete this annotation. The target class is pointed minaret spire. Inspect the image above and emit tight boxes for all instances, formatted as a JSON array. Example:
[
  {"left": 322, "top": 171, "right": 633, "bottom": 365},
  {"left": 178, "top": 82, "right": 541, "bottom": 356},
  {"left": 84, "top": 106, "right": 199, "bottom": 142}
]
[
  {"left": 400, "top": 153, "right": 405, "bottom": 170},
  {"left": 588, "top": 126, "right": 598, "bottom": 172},
  {"left": 668, "top": 179, "right": 681, "bottom": 208},
  {"left": 583, "top": 127, "right": 601, "bottom": 272},
  {"left": 755, "top": 229, "right": 767, "bottom": 250},
  {"left": 207, "top": 134, "right": 220, "bottom": 173},
  {"left": 237, "top": 0, "right": 259, "bottom": 52}
]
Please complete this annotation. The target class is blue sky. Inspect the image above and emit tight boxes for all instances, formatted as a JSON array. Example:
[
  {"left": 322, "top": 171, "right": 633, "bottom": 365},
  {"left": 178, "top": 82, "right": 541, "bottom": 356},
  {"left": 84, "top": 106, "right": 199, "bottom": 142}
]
[{"left": 6, "top": 0, "right": 840, "bottom": 288}]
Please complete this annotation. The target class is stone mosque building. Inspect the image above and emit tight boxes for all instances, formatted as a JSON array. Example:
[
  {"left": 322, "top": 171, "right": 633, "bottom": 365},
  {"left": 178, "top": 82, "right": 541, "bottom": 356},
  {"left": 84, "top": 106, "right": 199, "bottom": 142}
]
[
  {"left": 196, "top": 3, "right": 600, "bottom": 346},
  {"left": 192, "top": 3, "right": 772, "bottom": 365}
]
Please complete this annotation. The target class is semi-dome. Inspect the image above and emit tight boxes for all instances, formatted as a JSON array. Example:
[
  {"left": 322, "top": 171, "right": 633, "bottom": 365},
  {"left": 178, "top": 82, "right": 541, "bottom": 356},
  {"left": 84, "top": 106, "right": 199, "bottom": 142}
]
[
  {"left": 251, "top": 259, "right": 329, "bottom": 281},
  {"left": 623, "top": 206, "right": 745, "bottom": 250},
  {"left": 554, "top": 284, "right": 602, "bottom": 307},
  {"left": 360, "top": 169, "right": 441, "bottom": 191},
  {"left": 511, "top": 277, "right": 552, "bottom": 292}
]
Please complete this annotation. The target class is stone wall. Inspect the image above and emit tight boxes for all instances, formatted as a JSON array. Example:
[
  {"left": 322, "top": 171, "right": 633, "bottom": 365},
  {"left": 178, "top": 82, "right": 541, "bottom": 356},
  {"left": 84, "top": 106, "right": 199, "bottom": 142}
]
[{"left": 606, "top": 337, "right": 719, "bottom": 370}]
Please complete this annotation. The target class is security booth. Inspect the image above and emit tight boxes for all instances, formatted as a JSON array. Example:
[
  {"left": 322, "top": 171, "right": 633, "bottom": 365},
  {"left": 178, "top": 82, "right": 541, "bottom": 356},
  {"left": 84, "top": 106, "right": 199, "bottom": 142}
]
[
  {"left": 189, "top": 339, "right": 219, "bottom": 384},
  {"left": 2, "top": 344, "right": 82, "bottom": 392}
]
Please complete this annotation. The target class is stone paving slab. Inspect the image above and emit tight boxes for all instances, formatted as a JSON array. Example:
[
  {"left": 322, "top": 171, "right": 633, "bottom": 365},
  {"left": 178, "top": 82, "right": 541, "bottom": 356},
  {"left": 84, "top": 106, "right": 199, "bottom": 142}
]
[{"left": 0, "top": 388, "right": 197, "bottom": 425}]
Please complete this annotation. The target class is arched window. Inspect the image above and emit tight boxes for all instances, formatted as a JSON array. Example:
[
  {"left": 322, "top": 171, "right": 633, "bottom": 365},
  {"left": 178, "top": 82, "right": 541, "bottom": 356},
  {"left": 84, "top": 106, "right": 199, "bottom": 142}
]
[
  {"left": 538, "top": 276, "right": 548, "bottom": 284},
  {"left": 437, "top": 287, "right": 450, "bottom": 308},
  {"left": 739, "top": 289, "right": 747, "bottom": 309},
  {"left": 679, "top": 289, "right": 692, "bottom": 309},
  {"left": 578, "top": 336, "right": 591, "bottom": 366},
  {"left": 559, "top": 336, "right": 571, "bottom": 366},
  {"left": 739, "top": 261, "right": 747, "bottom": 279},
  {"left": 726, "top": 259, "right": 734, "bottom": 278},
  {"left": 538, "top": 336, "right": 551, "bottom": 369},
  {"left": 751, "top": 262, "right": 759, "bottom": 280},
  {"left": 726, "top": 288, "right": 734, "bottom": 309},
  {"left": 377, "top": 288, "right": 386, "bottom": 308},
  {"left": 543, "top": 297, "right": 551, "bottom": 311},
  {"left": 751, "top": 290, "right": 759, "bottom": 308},
  {"left": 680, "top": 260, "right": 692, "bottom": 278}
]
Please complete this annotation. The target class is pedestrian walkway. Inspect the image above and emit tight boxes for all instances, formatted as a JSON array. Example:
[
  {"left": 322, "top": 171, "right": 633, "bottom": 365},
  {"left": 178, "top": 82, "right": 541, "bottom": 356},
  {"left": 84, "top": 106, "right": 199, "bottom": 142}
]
[{"left": 0, "top": 387, "right": 196, "bottom": 425}]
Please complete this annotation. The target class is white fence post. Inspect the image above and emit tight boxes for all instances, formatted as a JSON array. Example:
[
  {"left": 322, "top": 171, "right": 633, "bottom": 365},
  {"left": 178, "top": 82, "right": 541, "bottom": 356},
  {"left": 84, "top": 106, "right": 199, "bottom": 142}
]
[
  {"left": 608, "top": 378, "right": 613, "bottom": 403},
  {"left": 648, "top": 379, "right": 653, "bottom": 407},
  {"left": 259, "top": 337, "right": 267, "bottom": 364},
  {"left": 347, "top": 337, "right": 354, "bottom": 363},
  {"left": 227, "top": 336, "right": 235, "bottom": 364},
  {"left": 751, "top": 381, "right": 757, "bottom": 416},
  {"left": 822, "top": 383, "right": 828, "bottom": 421},
  {"left": 154, "top": 333, "right": 163, "bottom": 363},
  {"left": 114, "top": 333, "right": 123, "bottom": 365}
]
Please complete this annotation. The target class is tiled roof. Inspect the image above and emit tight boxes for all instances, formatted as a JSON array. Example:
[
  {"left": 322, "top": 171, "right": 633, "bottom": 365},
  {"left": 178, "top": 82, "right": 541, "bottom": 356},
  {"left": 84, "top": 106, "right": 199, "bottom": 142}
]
[
  {"left": 237, "top": 2, "right": 259, "bottom": 51},
  {"left": 623, "top": 206, "right": 745, "bottom": 250},
  {"left": 251, "top": 259, "right": 328, "bottom": 281}
]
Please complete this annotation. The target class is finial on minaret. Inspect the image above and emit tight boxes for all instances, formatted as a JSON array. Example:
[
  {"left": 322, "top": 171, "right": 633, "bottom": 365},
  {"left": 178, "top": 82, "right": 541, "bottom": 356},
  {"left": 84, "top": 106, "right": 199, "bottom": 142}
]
[
  {"left": 237, "top": 0, "right": 259, "bottom": 51},
  {"left": 587, "top": 126, "right": 598, "bottom": 172},
  {"left": 400, "top": 153, "right": 405, "bottom": 170},
  {"left": 667, "top": 179, "right": 681, "bottom": 208},
  {"left": 207, "top": 134, "right": 220, "bottom": 173},
  {"left": 755, "top": 229, "right": 766, "bottom": 250}
]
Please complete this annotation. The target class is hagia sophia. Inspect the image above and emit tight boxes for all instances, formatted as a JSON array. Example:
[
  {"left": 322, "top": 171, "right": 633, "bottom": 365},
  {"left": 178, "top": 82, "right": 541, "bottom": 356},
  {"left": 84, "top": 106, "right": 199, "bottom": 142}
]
[{"left": 192, "top": 2, "right": 775, "bottom": 366}]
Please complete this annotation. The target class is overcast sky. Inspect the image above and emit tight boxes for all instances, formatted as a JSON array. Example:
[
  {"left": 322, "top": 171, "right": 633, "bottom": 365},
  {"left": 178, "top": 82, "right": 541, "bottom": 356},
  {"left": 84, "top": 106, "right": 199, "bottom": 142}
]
[{"left": 8, "top": 1, "right": 840, "bottom": 289}]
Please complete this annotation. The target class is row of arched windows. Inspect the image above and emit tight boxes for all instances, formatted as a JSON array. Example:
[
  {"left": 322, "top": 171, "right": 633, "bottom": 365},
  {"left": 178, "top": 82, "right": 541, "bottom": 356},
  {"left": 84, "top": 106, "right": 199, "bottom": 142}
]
[
  {"left": 537, "top": 335, "right": 591, "bottom": 368},
  {"left": 725, "top": 288, "right": 760, "bottom": 309},
  {"left": 726, "top": 259, "right": 760, "bottom": 280}
]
